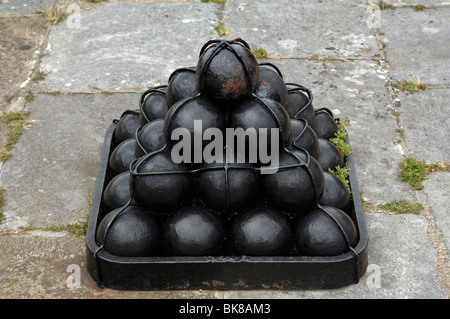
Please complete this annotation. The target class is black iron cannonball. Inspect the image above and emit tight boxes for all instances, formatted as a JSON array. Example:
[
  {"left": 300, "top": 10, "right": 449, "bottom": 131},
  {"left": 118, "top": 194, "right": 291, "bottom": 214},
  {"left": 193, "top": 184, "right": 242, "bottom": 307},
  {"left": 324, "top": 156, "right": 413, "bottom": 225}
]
[
  {"left": 164, "top": 95, "right": 225, "bottom": 162},
  {"left": 294, "top": 206, "right": 358, "bottom": 256},
  {"left": 285, "top": 84, "right": 315, "bottom": 127},
  {"left": 286, "top": 118, "right": 320, "bottom": 159},
  {"left": 114, "top": 111, "right": 141, "bottom": 145},
  {"left": 255, "top": 63, "right": 288, "bottom": 106},
  {"left": 139, "top": 87, "right": 169, "bottom": 126},
  {"left": 319, "top": 172, "right": 352, "bottom": 214},
  {"left": 317, "top": 138, "right": 344, "bottom": 172},
  {"left": 196, "top": 152, "right": 259, "bottom": 214},
  {"left": 96, "top": 205, "right": 160, "bottom": 257},
  {"left": 262, "top": 149, "right": 325, "bottom": 213},
  {"left": 229, "top": 205, "right": 291, "bottom": 256},
  {"left": 135, "top": 119, "right": 166, "bottom": 158},
  {"left": 132, "top": 150, "right": 192, "bottom": 213},
  {"left": 102, "top": 171, "right": 132, "bottom": 211},
  {"left": 163, "top": 206, "right": 225, "bottom": 256},
  {"left": 166, "top": 67, "right": 200, "bottom": 107},
  {"left": 228, "top": 96, "right": 291, "bottom": 156},
  {"left": 108, "top": 138, "right": 137, "bottom": 175},
  {"left": 196, "top": 39, "right": 259, "bottom": 101},
  {"left": 312, "top": 109, "right": 338, "bottom": 140}
]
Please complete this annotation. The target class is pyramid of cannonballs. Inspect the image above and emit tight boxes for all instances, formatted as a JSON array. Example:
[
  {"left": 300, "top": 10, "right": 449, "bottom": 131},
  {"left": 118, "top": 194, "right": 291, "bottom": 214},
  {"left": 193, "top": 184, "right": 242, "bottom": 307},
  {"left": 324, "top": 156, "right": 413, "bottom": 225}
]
[{"left": 96, "top": 38, "right": 358, "bottom": 258}]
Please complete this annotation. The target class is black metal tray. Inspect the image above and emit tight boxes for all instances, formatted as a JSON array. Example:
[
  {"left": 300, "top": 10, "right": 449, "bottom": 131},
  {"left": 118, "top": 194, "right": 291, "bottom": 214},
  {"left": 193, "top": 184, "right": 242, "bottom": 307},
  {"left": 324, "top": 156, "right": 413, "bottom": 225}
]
[{"left": 85, "top": 122, "right": 368, "bottom": 290}]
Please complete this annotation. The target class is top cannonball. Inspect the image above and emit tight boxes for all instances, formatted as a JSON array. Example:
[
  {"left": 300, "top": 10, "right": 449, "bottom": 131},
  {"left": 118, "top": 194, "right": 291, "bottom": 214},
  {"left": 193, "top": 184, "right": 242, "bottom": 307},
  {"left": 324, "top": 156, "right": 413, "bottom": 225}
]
[{"left": 196, "top": 39, "right": 259, "bottom": 101}]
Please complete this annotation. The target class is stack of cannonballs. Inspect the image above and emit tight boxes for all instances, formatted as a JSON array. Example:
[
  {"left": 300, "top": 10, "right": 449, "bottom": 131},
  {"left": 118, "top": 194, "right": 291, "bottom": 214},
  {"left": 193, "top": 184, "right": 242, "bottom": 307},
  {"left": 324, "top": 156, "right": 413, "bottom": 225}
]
[{"left": 96, "top": 38, "right": 358, "bottom": 259}]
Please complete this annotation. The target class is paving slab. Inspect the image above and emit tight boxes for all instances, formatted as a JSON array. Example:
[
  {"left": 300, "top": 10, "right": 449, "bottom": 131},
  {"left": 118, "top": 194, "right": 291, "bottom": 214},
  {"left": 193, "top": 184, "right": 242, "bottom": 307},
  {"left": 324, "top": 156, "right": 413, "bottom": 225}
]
[
  {"left": 398, "top": 89, "right": 450, "bottom": 163},
  {"left": 382, "top": 0, "right": 450, "bottom": 5},
  {"left": 423, "top": 172, "right": 450, "bottom": 251},
  {"left": 37, "top": 1, "right": 219, "bottom": 92},
  {"left": 262, "top": 58, "right": 415, "bottom": 205},
  {"left": 223, "top": 0, "right": 379, "bottom": 58},
  {"left": 0, "top": 93, "right": 140, "bottom": 229},
  {"left": 380, "top": 7, "right": 450, "bottom": 85},
  {"left": 0, "top": 230, "right": 219, "bottom": 298},
  {"left": 0, "top": 14, "right": 49, "bottom": 113},
  {"left": 0, "top": 0, "right": 56, "bottom": 13}
]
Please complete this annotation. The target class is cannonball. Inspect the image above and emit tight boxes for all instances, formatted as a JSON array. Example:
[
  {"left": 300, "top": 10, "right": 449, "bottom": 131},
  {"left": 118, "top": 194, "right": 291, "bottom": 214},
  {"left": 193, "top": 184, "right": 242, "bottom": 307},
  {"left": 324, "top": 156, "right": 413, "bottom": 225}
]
[
  {"left": 164, "top": 95, "right": 225, "bottom": 163},
  {"left": 163, "top": 206, "right": 225, "bottom": 256},
  {"left": 228, "top": 96, "right": 290, "bottom": 156},
  {"left": 139, "top": 87, "right": 169, "bottom": 126},
  {"left": 294, "top": 206, "right": 358, "bottom": 256},
  {"left": 285, "top": 84, "right": 315, "bottom": 127},
  {"left": 135, "top": 119, "right": 166, "bottom": 158},
  {"left": 96, "top": 205, "right": 160, "bottom": 257},
  {"left": 312, "top": 109, "right": 338, "bottom": 140},
  {"left": 196, "top": 152, "right": 259, "bottom": 214},
  {"left": 319, "top": 172, "right": 352, "bottom": 214},
  {"left": 286, "top": 118, "right": 320, "bottom": 159},
  {"left": 317, "top": 138, "right": 344, "bottom": 171},
  {"left": 166, "top": 67, "right": 200, "bottom": 107},
  {"left": 262, "top": 149, "right": 325, "bottom": 213},
  {"left": 114, "top": 111, "right": 141, "bottom": 145},
  {"left": 229, "top": 205, "right": 291, "bottom": 256},
  {"left": 255, "top": 63, "right": 288, "bottom": 106},
  {"left": 102, "top": 171, "right": 132, "bottom": 211},
  {"left": 132, "top": 150, "right": 192, "bottom": 213},
  {"left": 108, "top": 138, "right": 137, "bottom": 175},
  {"left": 196, "top": 39, "right": 259, "bottom": 101}
]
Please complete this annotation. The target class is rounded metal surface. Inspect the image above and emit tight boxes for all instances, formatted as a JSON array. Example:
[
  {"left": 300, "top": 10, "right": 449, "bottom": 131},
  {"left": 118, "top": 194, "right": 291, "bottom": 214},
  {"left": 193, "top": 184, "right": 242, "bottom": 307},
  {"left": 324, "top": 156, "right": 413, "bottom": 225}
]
[
  {"left": 102, "top": 171, "right": 132, "bottom": 211},
  {"left": 108, "top": 138, "right": 137, "bottom": 175},
  {"left": 163, "top": 206, "right": 225, "bottom": 256},
  {"left": 262, "top": 149, "right": 325, "bottom": 213},
  {"left": 294, "top": 206, "right": 358, "bottom": 256},
  {"left": 255, "top": 63, "right": 288, "bottom": 106},
  {"left": 229, "top": 205, "right": 291, "bottom": 256},
  {"left": 135, "top": 119, "right": 166, "bottom": 157},
  {"left": 286, "top": 118, "right": 320, "bottom": 159},
  {"left": 96, "top": 205, "right": 161, "bottom": 257},
  {"left": 319, "top": 172, "right": 352, "bottom": 214},
  {"left": 132, "top": 150, "right": 192, "bottom": 213},
  {"left": 312, "top": 109, "right": 338, "bottom": 140},
  {"left": 166, "top": 67, "right": 200, "bottom": 107},
  {"left": 317, "top": 138, "right": 344, "bottom": 171},
  {"left": 196, "top": 39, "right": 259, "bottom": 101}
]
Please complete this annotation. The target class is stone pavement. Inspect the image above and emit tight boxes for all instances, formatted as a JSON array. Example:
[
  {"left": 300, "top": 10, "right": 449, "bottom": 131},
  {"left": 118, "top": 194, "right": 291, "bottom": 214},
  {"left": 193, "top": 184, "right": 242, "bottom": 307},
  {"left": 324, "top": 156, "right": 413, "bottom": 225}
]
[{"left": 0, "top": 0, "right": 448, "bottom": 299}]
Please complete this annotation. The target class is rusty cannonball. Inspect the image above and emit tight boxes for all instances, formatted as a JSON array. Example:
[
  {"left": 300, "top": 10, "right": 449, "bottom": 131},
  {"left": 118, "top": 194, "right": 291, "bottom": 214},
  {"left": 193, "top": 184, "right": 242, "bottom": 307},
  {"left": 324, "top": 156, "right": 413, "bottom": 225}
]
[
  {"left": 166, "top": 67, "right": 200, "bottom": 107},
  {"left": 229, "top": 205, "right": 291, "bottom": 256},
  {"left": 163, "top": 206, "right": 225, "bottom": 256},
  {"left": 255, "top": 63, "right": 288, "bottom": 106},
  {"left": 294, "top": 206, "right": 358, "bottom": 256},
  {"left": 96, "top": 205, "right": 160, "bottom": 257},
  {"left": 196, "top": 38, "right": 259, "bottom": 101}
]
